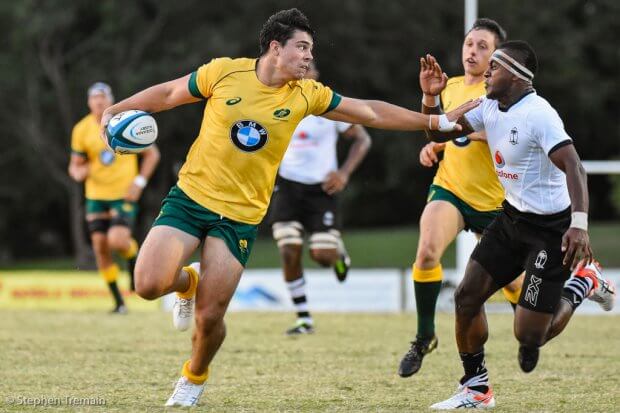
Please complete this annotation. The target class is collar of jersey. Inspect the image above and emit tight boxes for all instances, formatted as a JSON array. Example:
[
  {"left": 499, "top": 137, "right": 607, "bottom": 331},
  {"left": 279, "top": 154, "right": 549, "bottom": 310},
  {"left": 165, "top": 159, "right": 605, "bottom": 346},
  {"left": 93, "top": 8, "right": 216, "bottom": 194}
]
[
  {"left": 498, "top": 89, "right": 536, "bottom": 112},
  {"left": 253, "top": 58, "right": 299, "bottom": 92}
]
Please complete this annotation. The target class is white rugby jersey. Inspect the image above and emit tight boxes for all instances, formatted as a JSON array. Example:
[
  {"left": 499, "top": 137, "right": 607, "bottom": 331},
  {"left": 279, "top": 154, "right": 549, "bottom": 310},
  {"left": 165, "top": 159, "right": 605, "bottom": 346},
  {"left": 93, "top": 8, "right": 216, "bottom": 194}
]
[
  {"left": 278, "top": 115, "right": 352, "bottom": 184},
  {"left": 464, "top": 92, "right": 573, "bottom": 214}
]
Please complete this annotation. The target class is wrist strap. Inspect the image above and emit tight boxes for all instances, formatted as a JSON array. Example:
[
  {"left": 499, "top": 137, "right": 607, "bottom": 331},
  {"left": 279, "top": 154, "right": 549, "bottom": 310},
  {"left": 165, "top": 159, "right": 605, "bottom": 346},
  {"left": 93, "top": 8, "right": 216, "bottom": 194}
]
[
  {"left": 570, "top": 212, "right": 588, "bottom": 231},
  {"left": 133, "top": 175, "right": 147, "bottom": 188},
  {"left": 422, "top": 94, "right": 440, "bottom": 107}
]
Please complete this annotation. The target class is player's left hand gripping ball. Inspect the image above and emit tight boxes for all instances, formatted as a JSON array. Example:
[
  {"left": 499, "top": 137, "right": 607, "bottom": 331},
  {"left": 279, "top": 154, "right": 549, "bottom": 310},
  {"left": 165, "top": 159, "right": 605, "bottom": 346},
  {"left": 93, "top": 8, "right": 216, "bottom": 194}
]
[{"left": 105, "top": 110, "right": 158, "bottom": 154}]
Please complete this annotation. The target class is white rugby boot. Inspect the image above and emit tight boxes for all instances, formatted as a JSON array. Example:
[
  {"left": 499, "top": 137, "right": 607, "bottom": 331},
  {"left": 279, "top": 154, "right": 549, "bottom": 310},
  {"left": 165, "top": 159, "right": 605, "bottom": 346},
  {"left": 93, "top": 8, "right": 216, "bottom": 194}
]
[
  {"left": 430, "top": 385, "right": 495, "bottom": 410},
  {"left": 173, "top": 262, "right": 200, "bottom": 331},
  {"left": 574, "top": 260, "right": 616, "bottom": 311},
  {"left": 165, "top": 376, "right": 205, "bottom": 407}
]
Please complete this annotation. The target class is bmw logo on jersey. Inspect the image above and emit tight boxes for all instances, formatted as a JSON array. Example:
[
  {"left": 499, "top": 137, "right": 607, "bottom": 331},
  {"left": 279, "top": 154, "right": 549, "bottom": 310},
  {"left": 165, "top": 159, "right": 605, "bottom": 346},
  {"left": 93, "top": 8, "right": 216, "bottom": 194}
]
[
  {"left": 99, "top": 149, "right": 116, "bottom": 165},
  {"left": 230, "top": 120, "right": 268, "bottom": 152},
  {"left": 452, "top": 136, "right": 471, "bottom": 147}
]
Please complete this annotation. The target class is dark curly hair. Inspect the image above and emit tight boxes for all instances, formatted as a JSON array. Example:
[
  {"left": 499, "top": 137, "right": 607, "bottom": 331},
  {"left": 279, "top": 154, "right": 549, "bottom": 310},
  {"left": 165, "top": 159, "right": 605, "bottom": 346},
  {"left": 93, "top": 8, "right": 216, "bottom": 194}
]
[{"left": 259, "top": 9, "right": 314, "bottom": 56}]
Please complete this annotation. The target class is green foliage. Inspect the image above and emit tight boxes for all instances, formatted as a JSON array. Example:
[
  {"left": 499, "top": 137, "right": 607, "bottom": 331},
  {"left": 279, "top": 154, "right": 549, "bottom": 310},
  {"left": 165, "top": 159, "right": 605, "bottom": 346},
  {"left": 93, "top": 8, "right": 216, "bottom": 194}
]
[{"left": 1, "top": 0, "right": 618, "bottom": 260}]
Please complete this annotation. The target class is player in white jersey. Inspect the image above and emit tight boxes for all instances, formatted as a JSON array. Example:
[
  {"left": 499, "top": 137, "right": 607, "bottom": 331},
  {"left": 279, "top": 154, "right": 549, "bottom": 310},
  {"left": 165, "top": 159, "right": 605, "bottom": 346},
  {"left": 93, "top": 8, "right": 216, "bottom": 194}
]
[
  {"left": 424, "top": 41, "right": 616, "bottom": 409},
  {"left": 269, "top": 62, "right": 372, "bottom": 335}
]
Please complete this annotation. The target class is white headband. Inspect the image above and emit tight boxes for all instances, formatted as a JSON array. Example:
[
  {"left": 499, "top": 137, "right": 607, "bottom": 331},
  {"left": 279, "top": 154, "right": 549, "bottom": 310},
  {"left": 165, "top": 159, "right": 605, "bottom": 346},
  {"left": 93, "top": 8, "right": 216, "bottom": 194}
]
[{"left": 491, "top": 50, "right": 534, "bottom": 83}]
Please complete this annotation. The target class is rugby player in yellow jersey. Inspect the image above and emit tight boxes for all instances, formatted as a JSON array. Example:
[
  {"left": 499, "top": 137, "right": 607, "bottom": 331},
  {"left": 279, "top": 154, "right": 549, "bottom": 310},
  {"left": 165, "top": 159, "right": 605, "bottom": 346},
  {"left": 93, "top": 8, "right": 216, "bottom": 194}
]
[
  {"left": 68, "top": 82, "right": 160, "bottom": 313},
  {"left": 98, "top": 9, "right": 478, "bottom": 407},
  {"left": 398, "top": 19, "right": 524, "bottom": 378}
]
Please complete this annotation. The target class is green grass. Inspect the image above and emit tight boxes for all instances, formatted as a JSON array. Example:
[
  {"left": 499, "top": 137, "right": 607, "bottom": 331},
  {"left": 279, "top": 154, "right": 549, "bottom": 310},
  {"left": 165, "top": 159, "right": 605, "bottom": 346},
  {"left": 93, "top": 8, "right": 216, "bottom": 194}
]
[
  {"left": 1, "top": 310, "right": 618, "bottom": 412},
  {"left": 4, "top": 222, "right": 620, "bottom": 270}
]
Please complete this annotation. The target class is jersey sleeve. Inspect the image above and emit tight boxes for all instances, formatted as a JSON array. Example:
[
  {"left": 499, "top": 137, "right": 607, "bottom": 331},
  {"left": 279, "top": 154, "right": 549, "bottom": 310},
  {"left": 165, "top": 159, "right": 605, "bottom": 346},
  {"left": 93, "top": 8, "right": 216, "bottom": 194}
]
[
  {"left": 305, "top": 79, "right": 341, "bottom": 116},
  {"left": 188, "top": 58, "right": 227, "bottom": 99},
  {"left": 463, "top": 97, "right": 486, "bottom": 132},
  {"left": 70, "top": 125, "right": 86, "bottom": 156},
  {"left": 528, "top": 106, "right": 572, "bottom": 155}
]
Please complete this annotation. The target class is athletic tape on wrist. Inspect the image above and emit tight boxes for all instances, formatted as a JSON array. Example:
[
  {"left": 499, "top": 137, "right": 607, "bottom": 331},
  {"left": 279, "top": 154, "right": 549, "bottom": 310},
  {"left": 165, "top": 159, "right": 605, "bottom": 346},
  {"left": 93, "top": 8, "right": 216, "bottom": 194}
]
[
  {"left": 437, "top": 114, "right": 457, "bottom": 132},
  {"left": 570, "top": 212, "right": 588, "bottom": 231},
  {"left": 422, "top": 94, "right": 440, "bottom": 107}
]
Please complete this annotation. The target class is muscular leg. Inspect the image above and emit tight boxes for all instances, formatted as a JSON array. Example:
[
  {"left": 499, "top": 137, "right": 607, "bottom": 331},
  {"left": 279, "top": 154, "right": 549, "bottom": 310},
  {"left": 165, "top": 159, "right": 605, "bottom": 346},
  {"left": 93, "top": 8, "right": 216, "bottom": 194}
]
[
  {"left": 450, "top": 259, "right": 502, "bottom": 392},
  {"left": 134, "top": 225, "right": 201, "bottom": 300},
  {"left": 88, "top": 213, "right": 126, "bottom": 310},
  {"left": 309, "top": 229, "right": 349, "bottom": 282},
  {"left": 398, "top": 201, "right": 464, "bottom": 378},
  {"left": 473, "top": 232, "right": 524, "bottom": 310},
  {"left": 91, "top": 232, "right": 114, "bottom": 271},
  {"left": 107, "top": 225, "right": 133, "bottom": 252},
  {"left": 454, "top": 259, "right": 501, "bottom": 352},
  {"left": 281, "top": 244, "right": 314, "bottom": 331},
  {"left": 280, "top": 244, "right": 303, "bottom": 282},
  {"left": 503, "top": 274, "right": 524, "bottom": 309},
  {"left": 309, "top": 247, "right": 338, "bottom": 267},
  {"left": 108, "top": 224, "right": 139, "bottom": 291},
  {"left": 189, "top": 236, "right": 244, "bottom": 377},
  {"left": 513, "top": 293, "right": 577, "bottom": 372},
  {"left": 414, "top": 201, "right": 464, "bottom": 338},
  {"left": 272, "top": 222, "right": 314, "bottom": 331},
  {"left": 417, "top": 201, "right": 464, "bottom": 269}
]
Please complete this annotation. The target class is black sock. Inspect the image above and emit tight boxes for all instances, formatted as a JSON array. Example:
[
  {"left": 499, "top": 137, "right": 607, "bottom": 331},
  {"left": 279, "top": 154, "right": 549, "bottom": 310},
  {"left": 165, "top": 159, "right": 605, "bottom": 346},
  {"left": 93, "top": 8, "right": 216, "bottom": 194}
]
[
  {"left": 108, "top": 281, "right": 125, "bottom": 307},
  {"left": 127, "top": 257, "right": 136, "bottom": 291},
  {"left": 287, "top": 275, "right": 312, "bottom": 323},
  {"left": 459, "top": 350, "right": 489, "bottom": 393}
]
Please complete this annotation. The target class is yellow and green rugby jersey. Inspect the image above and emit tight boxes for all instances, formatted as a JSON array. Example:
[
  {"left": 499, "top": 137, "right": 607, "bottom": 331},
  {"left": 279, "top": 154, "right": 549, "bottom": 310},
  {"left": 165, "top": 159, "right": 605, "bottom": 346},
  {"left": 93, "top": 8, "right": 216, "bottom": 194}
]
[
  {"left": 177, "top": 57, "right": 340, "bottom": 225},
  {"left": 433, "top": 76, "right": 504, "bottom": 212},
  {"left": 71, "top": 114, "right": 138, "bottom": 200}
]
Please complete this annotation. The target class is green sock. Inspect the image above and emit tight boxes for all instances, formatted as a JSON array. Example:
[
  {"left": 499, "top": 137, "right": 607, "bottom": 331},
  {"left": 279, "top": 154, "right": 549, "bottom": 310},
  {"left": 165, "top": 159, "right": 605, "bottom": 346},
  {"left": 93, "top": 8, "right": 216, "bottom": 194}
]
[{"left": 414, "top": 280, "right": 442, "bottom": 339}]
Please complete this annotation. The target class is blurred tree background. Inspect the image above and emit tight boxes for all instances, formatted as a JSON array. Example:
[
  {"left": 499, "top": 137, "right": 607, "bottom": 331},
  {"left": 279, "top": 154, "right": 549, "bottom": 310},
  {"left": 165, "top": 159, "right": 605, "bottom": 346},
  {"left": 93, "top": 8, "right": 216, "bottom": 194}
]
[{"left": 0, "top": 0, "right": 618, "bottom": 263}]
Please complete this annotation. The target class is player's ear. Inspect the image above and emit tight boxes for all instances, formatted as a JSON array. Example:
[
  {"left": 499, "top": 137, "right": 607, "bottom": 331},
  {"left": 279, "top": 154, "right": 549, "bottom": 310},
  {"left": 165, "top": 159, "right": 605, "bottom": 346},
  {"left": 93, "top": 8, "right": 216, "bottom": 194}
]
[{"left": 270, "top": 40, "right": 281, "bottom": 56}]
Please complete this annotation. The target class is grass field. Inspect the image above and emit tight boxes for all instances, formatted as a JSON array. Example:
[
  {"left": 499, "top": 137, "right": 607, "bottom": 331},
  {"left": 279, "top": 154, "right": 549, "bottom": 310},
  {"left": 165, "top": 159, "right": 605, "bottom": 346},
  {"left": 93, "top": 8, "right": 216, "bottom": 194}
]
[
  {"left": 1, "top": 310, "right": 618, "bottom": 412},
  {"left": 6, "top": 222, "right": 620, "bottom": 270}
]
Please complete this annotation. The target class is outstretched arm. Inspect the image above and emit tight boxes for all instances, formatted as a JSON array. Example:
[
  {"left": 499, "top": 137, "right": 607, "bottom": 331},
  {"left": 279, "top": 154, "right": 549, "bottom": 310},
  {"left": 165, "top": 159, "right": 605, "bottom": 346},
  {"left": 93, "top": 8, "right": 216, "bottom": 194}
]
[
  {"left": 549, "top": 144, "right": 592, "bottom": 269},
  {"left": 101, "top": 74, "right": 201, "bottom": 129},
  {"left": 323, "top": 96, "right": 478, "bottom": 133}
]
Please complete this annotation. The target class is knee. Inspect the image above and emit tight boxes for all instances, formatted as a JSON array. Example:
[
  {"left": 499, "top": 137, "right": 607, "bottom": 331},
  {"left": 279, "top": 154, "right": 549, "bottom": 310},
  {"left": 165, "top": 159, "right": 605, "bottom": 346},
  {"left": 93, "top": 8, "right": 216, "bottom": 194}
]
[
  {"left": 514, "top": 325, "right": 546, "bottom": 348},
  {"left": 416, "top": 242, "right": 441, "bottom": 268},
  {"left": 134, "top": 265, "right": 164, "bottom": 300},
  {"left": 280, "top": 247, "right": 301, "bottom": 268},
  {"left": 454, "top": 285, "right": 482, "bottom": 318},
  {"left": 107, "top": 231, "right": 128, "bottom": 251},
  {"left": 195, "top": 306, "right": 227, "bottom": 336},
  {"left": 309, "top": 249, "right": 335, "bottom": 267}
]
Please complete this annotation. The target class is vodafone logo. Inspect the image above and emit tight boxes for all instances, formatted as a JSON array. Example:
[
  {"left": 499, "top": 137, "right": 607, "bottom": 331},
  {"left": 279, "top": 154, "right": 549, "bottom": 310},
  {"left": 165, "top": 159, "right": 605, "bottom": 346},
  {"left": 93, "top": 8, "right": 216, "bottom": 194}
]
[
  {"left": 494, "top": 150, "right": 519, "bottom": 180},
  {"left": 494, "top": 150, "right": 505, "bottom": 168},
  {"left": 497, "top": 169, "right": 519, "bottom": 180}
]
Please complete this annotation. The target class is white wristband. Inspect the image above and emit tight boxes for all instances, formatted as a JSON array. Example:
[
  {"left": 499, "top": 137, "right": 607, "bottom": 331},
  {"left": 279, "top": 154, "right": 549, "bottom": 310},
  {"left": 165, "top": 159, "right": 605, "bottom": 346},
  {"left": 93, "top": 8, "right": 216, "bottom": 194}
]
[
  {"left": 133, "top": 175, "right": 147, "bottom": 189},
  {"left": 570, "top": 212, "right": 588, "bottom": 231},
  {"left": 436, "top": 114, "right": 458, "bottom": 132},
  {"left": 422, "top": 94, "right": 440, "bottom": 107}
]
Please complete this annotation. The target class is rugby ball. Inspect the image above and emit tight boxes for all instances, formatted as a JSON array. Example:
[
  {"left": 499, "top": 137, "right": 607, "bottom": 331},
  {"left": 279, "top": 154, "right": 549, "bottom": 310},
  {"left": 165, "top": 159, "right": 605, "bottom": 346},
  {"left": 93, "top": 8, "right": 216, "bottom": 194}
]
[{"left": 106, "top": 110, "right": 158, "bottom": 154}]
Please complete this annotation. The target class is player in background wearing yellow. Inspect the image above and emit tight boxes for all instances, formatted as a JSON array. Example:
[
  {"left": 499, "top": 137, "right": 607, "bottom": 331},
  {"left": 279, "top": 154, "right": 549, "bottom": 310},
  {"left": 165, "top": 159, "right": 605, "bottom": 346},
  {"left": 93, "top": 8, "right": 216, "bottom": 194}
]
[
  {"left": 98, "top": 9, "right": 478, "bottom": 407},
  {"left": 68, "top": 82, "right": 160, "bottom": 313},
  {"left": 398, "top": 19, "right": 524, "bottom": 378}
]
